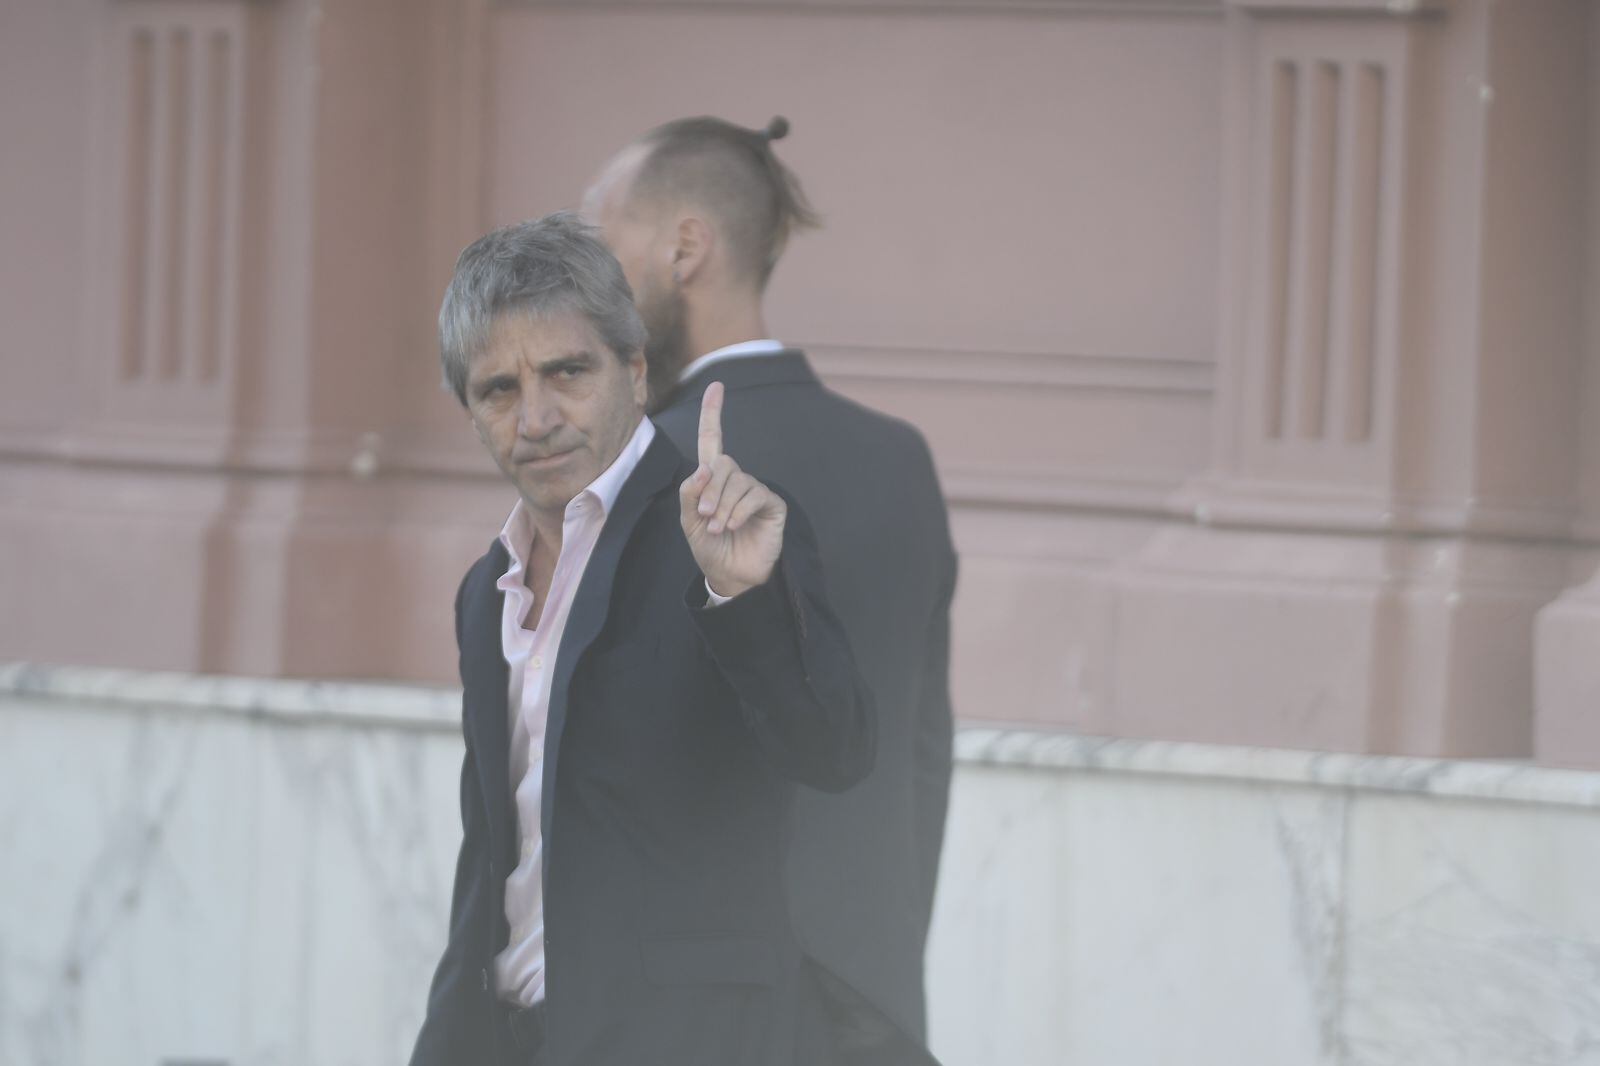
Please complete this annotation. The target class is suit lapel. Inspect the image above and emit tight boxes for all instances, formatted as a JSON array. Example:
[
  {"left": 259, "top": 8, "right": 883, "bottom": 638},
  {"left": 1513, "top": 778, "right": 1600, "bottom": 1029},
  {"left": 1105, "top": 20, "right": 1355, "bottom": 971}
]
[
  {"left": 460, "top": 541, "right": 515, "bottom": 869},
  {"left": 539, "top": 430, "right": 685, "bottom": 858}
]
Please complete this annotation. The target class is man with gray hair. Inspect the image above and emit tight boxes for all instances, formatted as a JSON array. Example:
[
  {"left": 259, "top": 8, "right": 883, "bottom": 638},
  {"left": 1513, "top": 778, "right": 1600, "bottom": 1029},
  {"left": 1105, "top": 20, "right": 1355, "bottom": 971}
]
[
  {"left": 585, "top": 118, "right": 955, "bottom": 1065},
  {"left": 410, "top": 211, "right": 876, "bottom": 1066}
]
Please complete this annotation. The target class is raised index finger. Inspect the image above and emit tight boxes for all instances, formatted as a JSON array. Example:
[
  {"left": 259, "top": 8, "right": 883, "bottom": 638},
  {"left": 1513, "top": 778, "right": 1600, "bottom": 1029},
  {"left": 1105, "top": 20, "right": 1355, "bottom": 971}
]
[{"left": 698, "top": 381, "right": 725, "bottom": 467}]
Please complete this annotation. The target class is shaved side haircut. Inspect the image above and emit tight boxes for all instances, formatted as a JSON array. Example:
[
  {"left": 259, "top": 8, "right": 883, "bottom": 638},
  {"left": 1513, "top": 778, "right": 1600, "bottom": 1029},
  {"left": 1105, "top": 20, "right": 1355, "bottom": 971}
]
[{"left": 628, "top": 115, "right": 821, "bottom": 287}]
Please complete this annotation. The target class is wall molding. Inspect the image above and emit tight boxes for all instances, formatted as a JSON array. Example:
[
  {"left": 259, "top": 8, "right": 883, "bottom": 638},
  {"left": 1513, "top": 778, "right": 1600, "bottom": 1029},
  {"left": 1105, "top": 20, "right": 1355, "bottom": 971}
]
[
  {"left": 0, "top": 422, "right": 1197, "bottom": 517},
  {"left": 3, "top": 419, "right": 1587, "bottom": 542},
  {"left": 941, "top": 467, "right": 1193, "bottom": 515},
  {"left": 0, "top": 424, "right": 387, "bottom": 479},
  {"left": 1190, "top": 475, "right": 1585, "bottom": 544},
  {"left": 496, "top": 0, "right": 1225, "bottom": 18},
  {"left": 1225, "top": 0, "right": 1446, "bottom": 17}
]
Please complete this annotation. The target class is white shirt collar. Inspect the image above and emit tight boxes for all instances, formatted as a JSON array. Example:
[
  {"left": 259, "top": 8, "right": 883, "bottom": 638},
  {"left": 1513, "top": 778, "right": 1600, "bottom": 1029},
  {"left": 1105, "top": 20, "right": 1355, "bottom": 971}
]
[
  {"left": 583, "top": 415, "right": 656, "bottom": 514},
  {"left": 677, "top": 339, "right": 787, "bottom": 384},
  {"left": 497, "top": 416, "right": 657, "bottom": 565}
]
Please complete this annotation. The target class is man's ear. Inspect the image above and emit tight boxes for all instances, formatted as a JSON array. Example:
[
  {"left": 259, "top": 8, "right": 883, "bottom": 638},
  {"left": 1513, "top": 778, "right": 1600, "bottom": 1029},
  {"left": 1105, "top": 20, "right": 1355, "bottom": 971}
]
[
  {"left": 671, "top": 215, "right": 714, "bottom": 286},
  {"left": 629, "top": 350, "right": 648, "bottom": 407}
]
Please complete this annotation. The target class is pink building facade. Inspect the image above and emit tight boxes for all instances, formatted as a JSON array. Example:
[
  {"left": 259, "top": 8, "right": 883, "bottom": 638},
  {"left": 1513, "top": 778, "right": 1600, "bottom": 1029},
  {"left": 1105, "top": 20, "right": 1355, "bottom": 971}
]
[{"left": 3, "top": 0, "right": 1598, "bottom": 763}]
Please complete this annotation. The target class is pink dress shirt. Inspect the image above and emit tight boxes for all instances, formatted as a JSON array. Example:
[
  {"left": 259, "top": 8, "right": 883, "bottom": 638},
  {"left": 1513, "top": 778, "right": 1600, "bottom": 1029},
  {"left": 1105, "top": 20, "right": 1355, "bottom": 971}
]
[{"left": 491, "top": 417, "right": 657, "bottom": 1007}]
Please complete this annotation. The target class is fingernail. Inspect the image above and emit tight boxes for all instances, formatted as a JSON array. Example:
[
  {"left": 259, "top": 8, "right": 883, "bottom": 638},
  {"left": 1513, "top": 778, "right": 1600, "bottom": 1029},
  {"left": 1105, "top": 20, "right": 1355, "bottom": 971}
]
[
  {"left": 708, "top": 520, "right": 722, "bottom": 533},
  {"left": 699, "top": 501, "right": 714, "bottom": 515}
]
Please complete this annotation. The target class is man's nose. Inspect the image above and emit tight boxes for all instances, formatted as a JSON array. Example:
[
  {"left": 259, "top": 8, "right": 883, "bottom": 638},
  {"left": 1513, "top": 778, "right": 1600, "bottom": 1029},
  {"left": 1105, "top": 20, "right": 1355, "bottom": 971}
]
[{"left": 516, "top": 380, "right": 562, "bottom": 439}]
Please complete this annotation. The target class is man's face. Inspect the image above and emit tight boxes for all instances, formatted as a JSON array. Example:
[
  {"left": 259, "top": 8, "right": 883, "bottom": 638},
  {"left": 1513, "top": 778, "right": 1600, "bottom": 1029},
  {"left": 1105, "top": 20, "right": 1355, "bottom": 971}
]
[
  {"left": 465, "top": 308, "right": 646, "bottom": 518},
  {"left": 584, "top": 157, "right": 690, "bottom": 410}
]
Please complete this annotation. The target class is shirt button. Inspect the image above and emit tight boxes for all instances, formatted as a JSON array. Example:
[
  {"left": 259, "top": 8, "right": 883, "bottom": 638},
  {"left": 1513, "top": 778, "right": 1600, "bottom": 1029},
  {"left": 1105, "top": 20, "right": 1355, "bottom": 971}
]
[
  {"left": 522, "top": 841, "right": 534, "bottom": 861},
  {"left": 531, "top": 655, "right": 544, "bottom": 671}
]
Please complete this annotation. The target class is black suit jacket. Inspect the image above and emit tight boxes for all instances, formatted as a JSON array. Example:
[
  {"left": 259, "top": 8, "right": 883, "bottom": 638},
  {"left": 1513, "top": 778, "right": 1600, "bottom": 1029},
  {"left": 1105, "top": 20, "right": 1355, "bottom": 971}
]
[
  {"left": 656, "top": 352, "right": 957, "bottom": 1046},
  {"left": 410, "top": 429, "right": 877, "bottom": 1066}
]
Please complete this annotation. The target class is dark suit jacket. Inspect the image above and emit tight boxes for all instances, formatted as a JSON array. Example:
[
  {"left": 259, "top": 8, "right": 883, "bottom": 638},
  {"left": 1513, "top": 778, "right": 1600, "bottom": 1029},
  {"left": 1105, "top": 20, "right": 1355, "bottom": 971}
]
[
  {"left": 410, "top": 429, "right": 877, "bottom": 1066},
  {"left": 656, "top": 352, "right": 957, "bottom": 1046}
]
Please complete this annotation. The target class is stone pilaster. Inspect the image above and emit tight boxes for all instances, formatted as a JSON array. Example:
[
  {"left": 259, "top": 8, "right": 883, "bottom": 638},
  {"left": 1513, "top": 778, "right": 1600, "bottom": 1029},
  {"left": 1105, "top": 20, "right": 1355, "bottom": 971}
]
[{"left": 1111, "top": 0, "right": 1589, "bottom": 755}]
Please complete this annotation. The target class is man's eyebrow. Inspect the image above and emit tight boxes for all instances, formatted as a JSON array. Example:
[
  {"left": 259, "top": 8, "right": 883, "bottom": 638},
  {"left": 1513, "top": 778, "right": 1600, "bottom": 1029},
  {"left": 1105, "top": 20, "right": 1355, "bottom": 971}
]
[
  {"left": 472, "top": 372, "right": 518, "bottom": 394},
  {"left": 537, "top": 350, "right": 598, "bottom": 371}
]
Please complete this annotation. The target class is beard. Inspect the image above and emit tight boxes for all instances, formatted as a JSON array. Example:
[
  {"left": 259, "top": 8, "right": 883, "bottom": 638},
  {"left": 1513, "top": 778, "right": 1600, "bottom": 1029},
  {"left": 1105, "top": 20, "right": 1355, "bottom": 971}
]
[{"left": 639, "top": 282, "right": 690, "bottom": 415}]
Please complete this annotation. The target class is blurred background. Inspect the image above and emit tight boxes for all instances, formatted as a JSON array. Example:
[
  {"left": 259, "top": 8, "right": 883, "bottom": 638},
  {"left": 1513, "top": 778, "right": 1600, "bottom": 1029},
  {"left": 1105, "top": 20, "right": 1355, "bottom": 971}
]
[{"left": 2, "top": 0, "right": 1599, "bottom": 1063}]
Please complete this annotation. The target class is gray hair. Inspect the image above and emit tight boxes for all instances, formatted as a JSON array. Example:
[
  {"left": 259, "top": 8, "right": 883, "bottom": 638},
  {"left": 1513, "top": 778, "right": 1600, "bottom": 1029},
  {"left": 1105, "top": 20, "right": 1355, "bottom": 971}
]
[{"left": 439, "top": 211, "right": 647, "bottom": 404}]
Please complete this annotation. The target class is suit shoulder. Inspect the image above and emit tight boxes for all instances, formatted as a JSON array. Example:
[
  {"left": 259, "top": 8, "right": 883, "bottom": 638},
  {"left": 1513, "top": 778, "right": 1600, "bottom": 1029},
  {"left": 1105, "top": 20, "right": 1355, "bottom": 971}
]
[
  {"left": 814, "top": 388, "right": 944, "bottom": 490},
  {"left": 799, "top": 383, "right": 934, "bottom": 460}
]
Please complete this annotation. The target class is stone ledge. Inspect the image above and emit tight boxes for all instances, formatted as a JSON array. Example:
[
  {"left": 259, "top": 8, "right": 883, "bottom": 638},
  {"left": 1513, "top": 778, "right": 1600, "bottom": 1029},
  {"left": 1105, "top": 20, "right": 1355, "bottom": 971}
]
[
  {"left": 8, "top": 662, "right": 1599, "bottom": 808},
  {"left": 0, "top": 661, "right": 461, "bottom": 732},
  {"left": 958, "top": 728, "right": 1600, "bottom": 809}
]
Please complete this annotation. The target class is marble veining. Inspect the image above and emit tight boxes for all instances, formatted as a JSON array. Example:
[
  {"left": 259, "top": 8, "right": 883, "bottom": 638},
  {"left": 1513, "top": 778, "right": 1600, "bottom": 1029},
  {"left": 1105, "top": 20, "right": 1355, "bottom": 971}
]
[
  {"left": 12, "top": 711, "right": 204, "bottom": 1066},
  {"left": 1337, "top": 793, "right": 1600, "bottom": 1066},
  {"left": 1272, "top": 793, "right": 1350, "bottom": 1063},
  {"left": 0, "top": 673, "right": 467, "bottom": 1066},
  {"left": 1342, "top": 874, "right": 1600, "bottom": 1065},
  {"left": 261, "top": 727, "right": 456, "bottom": 1060}
]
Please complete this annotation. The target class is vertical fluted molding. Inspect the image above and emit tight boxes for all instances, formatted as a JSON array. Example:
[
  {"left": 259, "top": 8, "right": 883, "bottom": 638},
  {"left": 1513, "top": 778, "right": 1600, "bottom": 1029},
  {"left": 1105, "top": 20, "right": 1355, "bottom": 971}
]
[
  {"left": 194, "top": 30, "right": 233, "bottom": 384},
  {"left": 157, "top": 27, "right": 190, "bottom": 381},
  {"left": 1342, "top": 63, "right": 1384, "bottom": 445},
  {"left": 1288, "top": 61, "right": 1338, "bottom": 441},
  {"left": 1263, "top": 60, "right": 1297, "bottom": 440},
  {"left": 1256, "top": 55, "right": 1392, "bottom": 457},
  {"left": 101, "top": 6, "right": 254, "bottom": 405},
  {"left": 1230, "top": 10, "right": 1410, "bottom": 510},
  {"left": 119, "top": 28, "right": 156, "bottom": 382}
]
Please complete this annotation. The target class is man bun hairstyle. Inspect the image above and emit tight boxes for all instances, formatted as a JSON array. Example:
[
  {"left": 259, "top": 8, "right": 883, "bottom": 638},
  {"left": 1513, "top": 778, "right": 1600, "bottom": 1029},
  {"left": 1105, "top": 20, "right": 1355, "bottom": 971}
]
[{"left": 630, "top": 114, "right": 820, "bottom": 288}]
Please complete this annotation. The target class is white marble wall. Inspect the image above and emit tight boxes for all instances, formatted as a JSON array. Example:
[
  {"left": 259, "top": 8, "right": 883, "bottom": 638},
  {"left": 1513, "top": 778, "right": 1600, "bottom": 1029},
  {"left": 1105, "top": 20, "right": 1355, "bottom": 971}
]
[
  {"left": 4, "top": 666, "right": 1600, "bottom": 1066},
  {"left": 0, "top": 666, "right": 464, "bottom": 1066},
  {"left": 930, "top": 734, "right": 1600, "bottom": 1066}
]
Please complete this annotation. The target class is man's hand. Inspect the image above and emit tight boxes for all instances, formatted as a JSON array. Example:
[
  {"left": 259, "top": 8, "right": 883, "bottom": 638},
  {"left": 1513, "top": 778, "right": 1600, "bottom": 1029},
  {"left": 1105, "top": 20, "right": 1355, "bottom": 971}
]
[{"left": 679, "top": 382, "right": 786, "bottom": 600}]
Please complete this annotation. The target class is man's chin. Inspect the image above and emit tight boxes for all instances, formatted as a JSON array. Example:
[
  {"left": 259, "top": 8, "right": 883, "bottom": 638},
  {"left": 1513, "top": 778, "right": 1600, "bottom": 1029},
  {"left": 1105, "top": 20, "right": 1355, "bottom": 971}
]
[{"left": 516, "top": 467, "right": 585, "bottom": 513}]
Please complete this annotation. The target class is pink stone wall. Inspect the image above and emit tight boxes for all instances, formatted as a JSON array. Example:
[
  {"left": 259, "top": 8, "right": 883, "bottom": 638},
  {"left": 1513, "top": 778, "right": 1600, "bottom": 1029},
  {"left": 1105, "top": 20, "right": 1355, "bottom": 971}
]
[{"left": 1, "top": 0, "right": 1595, "bottom": 762}]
